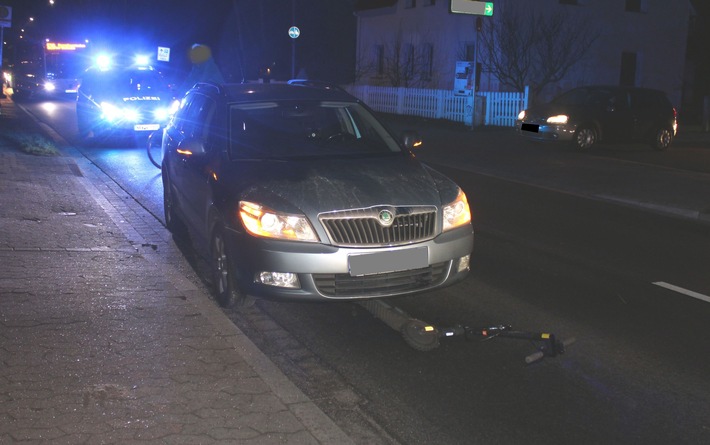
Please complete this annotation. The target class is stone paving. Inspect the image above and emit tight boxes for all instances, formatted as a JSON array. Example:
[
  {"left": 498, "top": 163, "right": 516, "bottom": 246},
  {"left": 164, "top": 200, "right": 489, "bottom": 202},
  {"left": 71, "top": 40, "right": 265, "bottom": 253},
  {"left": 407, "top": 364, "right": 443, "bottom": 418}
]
[{"left": 0, "top": 97, "right": 354, "bottom": 444}]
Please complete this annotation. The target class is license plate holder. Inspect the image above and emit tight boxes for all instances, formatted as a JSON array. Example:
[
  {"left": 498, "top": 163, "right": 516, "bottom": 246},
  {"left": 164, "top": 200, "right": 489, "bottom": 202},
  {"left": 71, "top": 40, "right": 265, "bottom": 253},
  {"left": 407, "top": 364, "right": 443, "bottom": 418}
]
[
  {"left": 134, "top": 124, "right": 161, "bottom": 131},
  {"left": 349, "top": 246, "right": 428, "bottom": 277},
  {"left": 521, "top": 123, "right": 540, "bottom": 133}
]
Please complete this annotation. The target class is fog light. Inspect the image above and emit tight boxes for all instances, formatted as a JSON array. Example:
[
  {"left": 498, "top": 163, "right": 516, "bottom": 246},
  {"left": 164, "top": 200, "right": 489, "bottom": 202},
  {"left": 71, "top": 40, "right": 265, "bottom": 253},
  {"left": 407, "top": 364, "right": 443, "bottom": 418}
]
[
  {"left": 258, "top": 271, "right": 300, "bottom": 288},
  {"left": 457, "top": 254, "right": 470, "bottom": 272}
]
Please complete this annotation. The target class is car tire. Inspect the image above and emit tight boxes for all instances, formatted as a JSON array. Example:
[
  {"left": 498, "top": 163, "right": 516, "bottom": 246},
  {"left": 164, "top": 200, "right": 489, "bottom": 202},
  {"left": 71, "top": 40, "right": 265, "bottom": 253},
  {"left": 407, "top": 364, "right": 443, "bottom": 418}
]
[
  {"left": 210, "top": 224, "right": 253, "bottom": 308},
  {"left": 573, "top": 126, "right": 596, "bottom": 151},
  {"left": 651, "top": 127, "right": 673, "bottom": 151},
  {"left": 162, "top": 168, "right": 186, "bottom": 235}
]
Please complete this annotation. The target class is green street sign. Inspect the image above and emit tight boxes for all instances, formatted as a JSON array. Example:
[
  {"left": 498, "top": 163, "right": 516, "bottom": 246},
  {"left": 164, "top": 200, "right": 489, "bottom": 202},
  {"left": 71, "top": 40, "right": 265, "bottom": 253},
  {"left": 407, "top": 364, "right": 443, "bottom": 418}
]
[
  {"left": 450, "top": 1, "right": 494, "bottom": 17},
  {"left": 484, "top": 2, "right": 493, "bottom": 16}
]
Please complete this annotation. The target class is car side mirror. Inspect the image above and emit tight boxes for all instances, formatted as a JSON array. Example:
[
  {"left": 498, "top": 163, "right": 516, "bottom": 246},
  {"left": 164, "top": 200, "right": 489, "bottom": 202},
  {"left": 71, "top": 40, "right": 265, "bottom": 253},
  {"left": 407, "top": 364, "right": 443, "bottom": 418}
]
[
  {"left": 177, "top": 138, "right": 207, "bottom": 157},
  {"left": 402, "top": 131, "right": 423, "bottom": 150}
]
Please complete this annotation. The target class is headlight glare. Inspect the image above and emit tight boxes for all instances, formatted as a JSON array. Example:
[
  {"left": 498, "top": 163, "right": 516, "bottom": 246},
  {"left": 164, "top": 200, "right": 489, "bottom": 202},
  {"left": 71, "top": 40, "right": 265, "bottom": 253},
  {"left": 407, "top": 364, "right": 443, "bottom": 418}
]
[
  {"left": 239, "top": 201, "right": 318, "bottom": 242},
  {"left": 100, "top": 102, "right": 121, "bottom": 121},
  {"left": 517, "top": 110, "right": 526, "bottom": 120},
  {"left": 546, "top": 114, "right": 569, "bottom": 124},
  {"left": 443, "top": 189, "right": 471, "bottom": 232}
]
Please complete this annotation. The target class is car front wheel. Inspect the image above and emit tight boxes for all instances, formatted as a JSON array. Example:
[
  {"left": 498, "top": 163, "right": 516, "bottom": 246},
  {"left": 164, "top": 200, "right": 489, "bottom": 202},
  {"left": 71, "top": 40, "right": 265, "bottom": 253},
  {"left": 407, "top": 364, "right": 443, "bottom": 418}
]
[
  {"left": 210, "top": 224, "right": 253, "bottom": 308},
  {"left": 573, "top": 126, "right": 596, "bottom": 151},
  {"left": 162, "top": 169, "right": 185, "bottom": 235},
  {"left": 651, "top": 127, "right": 673, "bottom": 151}
]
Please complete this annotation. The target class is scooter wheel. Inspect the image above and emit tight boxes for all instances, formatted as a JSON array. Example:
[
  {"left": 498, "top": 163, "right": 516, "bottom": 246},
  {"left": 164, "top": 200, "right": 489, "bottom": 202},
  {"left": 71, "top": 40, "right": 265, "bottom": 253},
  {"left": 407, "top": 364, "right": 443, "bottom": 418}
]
[{"left": 401, "top": 319, "right": 440, "bottom": 352}]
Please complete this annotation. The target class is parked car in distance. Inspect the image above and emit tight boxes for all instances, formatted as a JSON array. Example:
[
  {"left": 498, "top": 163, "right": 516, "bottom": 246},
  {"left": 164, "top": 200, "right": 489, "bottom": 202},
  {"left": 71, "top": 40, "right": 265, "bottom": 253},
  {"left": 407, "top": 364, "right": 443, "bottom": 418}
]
[
  {"left": 160, "top": 81, "right": 474, "bottom": 307},
  {"left": 516, "top": 85, "right": 677, "bottom": 151}
]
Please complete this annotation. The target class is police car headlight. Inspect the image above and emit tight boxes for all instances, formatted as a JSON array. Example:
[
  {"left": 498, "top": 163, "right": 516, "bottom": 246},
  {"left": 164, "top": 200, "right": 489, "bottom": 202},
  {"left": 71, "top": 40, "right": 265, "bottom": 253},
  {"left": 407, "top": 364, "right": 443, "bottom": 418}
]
[
  {"left": 44, "top": 82, "right": 56, "bottom": 92},
  {"left": 100, "top": 102, "right": 122, "bottom": 121},
  {"left": 154, "top": 107, "right": 171, "bottom": 121},
  {"left": 124, "top": 108, "right": 140, "bottom": 122}
]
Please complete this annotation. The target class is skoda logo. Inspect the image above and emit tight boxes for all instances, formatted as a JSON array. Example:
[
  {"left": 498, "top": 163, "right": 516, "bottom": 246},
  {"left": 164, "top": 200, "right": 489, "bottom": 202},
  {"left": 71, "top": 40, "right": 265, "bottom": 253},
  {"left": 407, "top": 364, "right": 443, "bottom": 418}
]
[{"left": 378, "top": 209, "right": 395, "bottom": 227}]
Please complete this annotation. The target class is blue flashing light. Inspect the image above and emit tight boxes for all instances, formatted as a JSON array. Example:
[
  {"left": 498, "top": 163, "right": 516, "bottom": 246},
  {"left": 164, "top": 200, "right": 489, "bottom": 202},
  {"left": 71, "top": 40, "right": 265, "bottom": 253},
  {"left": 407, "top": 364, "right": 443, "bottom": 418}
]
[
  {"left": 134, "top": 55, "right": 151, "bottom": 66},
  {"left": 95, "top": 54, "right": 112, "bottom": 71}
]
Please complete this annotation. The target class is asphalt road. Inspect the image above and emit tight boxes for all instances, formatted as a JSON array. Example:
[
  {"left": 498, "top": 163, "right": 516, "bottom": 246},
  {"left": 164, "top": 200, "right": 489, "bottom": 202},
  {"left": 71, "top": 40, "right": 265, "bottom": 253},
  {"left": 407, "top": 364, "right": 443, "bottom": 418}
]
[{"left": 21, "top": 98, "right": 710, "bottom": 444}]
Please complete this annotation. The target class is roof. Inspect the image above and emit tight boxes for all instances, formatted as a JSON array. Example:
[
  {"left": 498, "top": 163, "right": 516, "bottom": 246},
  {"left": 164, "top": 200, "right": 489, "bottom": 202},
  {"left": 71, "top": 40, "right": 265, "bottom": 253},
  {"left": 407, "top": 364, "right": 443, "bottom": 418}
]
[
  {"left": 354, "top": 0, "right": 398, "bottom": 11},
  {"left": 209, "top": 82, "right": 359, "bottom": 103}
]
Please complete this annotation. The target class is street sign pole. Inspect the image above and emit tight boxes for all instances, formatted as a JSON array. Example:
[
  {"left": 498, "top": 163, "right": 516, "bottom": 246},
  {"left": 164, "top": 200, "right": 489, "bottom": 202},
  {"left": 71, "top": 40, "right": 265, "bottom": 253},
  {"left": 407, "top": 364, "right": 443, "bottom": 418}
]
[{"left": 450, "top": 1, "right": 493, "bottom": 128}]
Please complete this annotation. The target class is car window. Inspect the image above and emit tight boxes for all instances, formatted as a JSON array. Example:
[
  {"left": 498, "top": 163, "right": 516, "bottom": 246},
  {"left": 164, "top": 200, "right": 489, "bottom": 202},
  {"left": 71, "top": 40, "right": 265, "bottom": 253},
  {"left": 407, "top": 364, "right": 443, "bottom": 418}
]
[
  {"left": 610, "top": 91, "right": 630, "bottom": 110},
  {"left": 174, "top": 93, "right": 215, "bottom": 140},
  {"left": 228, "top": 100, "right": 401, "bottom": 159},
  {"left": 552, "top": 88, "right": 589, "bottom": 105},
  {"left": 630, "top": 90, "right": 669, "bottom": 109}
]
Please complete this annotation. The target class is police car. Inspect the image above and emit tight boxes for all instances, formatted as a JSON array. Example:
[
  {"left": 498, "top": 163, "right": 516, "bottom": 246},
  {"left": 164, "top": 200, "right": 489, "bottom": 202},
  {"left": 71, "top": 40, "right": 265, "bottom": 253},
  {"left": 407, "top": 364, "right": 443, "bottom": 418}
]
[{"left": 76, "top": 55, "right": 177, "bottom": 145}]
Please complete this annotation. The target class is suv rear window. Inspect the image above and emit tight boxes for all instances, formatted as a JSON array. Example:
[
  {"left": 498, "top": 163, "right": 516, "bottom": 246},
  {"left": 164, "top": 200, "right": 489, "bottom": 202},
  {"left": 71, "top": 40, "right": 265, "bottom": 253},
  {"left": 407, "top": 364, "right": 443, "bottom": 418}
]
[{"left": 630, "top": 90, "right": 670, "bottom": 109}]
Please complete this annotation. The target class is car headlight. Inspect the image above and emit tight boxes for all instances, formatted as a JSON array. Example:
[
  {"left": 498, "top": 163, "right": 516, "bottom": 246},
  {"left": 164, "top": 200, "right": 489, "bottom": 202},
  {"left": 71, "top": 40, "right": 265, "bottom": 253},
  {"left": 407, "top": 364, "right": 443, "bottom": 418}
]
[
  {"left": 154, "top": 107, "right": 171, "bottom": 121},
  {"left": 546, "top": 114, "right": 569, "bottom": 124},
  {"left": 517, "top": 110, "right": 526, "bottom": 120},
  {"left": 443, "top": 189, "right": 471, "bottom": 232},
  {"left": 100, "top": 102, "right": 122, "bottom": 121},
  {"left": 43, "top": 82, "right": 56, "bottom": 92},
  {"left": 239, "top": 201, "right": 318, "bottom": 242}
]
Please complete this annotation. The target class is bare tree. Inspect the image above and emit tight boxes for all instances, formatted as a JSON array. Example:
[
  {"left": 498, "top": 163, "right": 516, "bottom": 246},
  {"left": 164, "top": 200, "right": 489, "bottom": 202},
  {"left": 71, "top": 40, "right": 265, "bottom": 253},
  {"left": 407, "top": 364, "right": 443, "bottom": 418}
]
[
  {"left": 478, "top": 2, "right": 598, "bottom": 98},
  {"left": 360, "top": 24, "right": 436, "bottom": 88}
]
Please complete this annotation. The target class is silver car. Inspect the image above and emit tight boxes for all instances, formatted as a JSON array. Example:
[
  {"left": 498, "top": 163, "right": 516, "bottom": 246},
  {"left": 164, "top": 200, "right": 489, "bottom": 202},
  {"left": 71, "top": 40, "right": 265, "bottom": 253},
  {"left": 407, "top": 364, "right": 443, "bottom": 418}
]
[{"left": 161, "top": 81, "right": 473, "bottom": 306}]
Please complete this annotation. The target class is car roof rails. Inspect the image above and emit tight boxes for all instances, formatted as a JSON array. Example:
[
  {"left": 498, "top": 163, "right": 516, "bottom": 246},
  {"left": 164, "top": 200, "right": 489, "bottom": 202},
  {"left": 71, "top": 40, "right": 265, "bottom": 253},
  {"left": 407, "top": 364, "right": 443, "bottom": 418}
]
[{"left": 287, "top": 79, "right": 345, "bottom": 92}]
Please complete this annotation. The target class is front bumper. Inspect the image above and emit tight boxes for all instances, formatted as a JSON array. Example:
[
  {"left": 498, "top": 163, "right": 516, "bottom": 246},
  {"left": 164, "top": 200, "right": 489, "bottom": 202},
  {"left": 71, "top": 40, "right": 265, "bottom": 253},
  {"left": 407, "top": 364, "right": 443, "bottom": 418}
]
[
  {"left": 227, "top": 225, "right": 474, "bottom": 302},
  {"left": 516, "top": 120, "right": 577, "bottom": 143}
]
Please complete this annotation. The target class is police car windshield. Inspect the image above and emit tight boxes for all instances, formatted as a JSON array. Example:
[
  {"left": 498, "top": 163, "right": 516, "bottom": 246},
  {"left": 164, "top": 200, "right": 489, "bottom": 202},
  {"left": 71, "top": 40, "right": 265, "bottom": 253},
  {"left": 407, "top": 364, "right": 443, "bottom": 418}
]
[{"left": 88, "top": 68, "right": 168, "bottom": 96}]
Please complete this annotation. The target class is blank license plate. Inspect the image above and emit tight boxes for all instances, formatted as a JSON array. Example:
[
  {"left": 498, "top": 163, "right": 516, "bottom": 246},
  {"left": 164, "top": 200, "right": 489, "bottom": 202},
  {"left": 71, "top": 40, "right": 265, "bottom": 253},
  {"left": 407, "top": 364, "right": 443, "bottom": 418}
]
[
  {"left": 521, "top": 123, "right": 539, "bottom": 133},
  {"left": 349, "top": 247, "right": 428, "bottom": 276},
  {"left": 134, "top": 124, "right": 160, "bottom": 131}
]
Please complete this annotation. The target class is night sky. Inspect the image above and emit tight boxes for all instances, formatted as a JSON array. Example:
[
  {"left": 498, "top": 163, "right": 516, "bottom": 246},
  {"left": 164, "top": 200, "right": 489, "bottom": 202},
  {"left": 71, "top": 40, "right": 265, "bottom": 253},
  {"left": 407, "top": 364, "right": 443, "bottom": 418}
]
[
  {"left": 2, "top": 0, "right": 709, "bottom": 101},
  {"left": 2, "top": 0, "right": 357, "bottom": 83}
]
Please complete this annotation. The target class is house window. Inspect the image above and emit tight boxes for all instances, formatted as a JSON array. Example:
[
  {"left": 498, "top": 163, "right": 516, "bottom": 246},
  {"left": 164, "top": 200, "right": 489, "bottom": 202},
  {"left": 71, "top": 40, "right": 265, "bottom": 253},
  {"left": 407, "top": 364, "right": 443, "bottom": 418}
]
[
  {"left": 404, "top": 44, "right": 415, "bottom": 79},
  {"left": 374, "top": 45, "right": 384, "bottom": 76},
  {"left": 625, "top": 0, "right": 646, "bottom": 12},
  {"left": 420, "top": 43, "right": 433, "bottom": 81},
  {"left": 404, "top": 0, "right": 416, "bottom": 9},
  {"left": 619, "top": 51, "right": 637, "bottom": 86},
  {"left": 465, "top": 44, "right": 475, "bottom": 62}
]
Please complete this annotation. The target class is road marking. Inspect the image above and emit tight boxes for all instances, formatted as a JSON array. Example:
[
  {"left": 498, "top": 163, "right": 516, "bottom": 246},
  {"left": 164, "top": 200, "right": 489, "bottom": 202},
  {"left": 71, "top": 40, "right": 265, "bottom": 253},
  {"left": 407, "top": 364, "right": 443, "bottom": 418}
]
[{"left": 653, "top": 281, "right": 710, "bottom": 304}]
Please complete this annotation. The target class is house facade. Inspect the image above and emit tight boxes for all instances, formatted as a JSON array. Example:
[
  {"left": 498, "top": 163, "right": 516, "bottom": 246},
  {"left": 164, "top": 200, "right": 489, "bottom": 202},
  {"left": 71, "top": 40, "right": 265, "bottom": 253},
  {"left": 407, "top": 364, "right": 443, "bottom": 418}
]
[{"left": 353, "top": 0, "right": 694, "bottom": 106}]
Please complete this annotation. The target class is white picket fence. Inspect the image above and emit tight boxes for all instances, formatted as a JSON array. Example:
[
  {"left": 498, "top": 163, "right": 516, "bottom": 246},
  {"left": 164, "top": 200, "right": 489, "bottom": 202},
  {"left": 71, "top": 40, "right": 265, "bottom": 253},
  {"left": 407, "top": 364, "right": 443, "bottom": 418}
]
[{"left": 345, "top": 85, "right": 529, "bottom": 127}]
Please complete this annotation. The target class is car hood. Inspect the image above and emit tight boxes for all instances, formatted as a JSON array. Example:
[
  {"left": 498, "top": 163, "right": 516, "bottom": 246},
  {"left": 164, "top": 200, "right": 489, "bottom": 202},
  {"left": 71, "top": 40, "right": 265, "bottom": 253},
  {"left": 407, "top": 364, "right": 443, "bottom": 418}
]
[{"left": 219, "top": 153, "right": 459, "bottom": 216}]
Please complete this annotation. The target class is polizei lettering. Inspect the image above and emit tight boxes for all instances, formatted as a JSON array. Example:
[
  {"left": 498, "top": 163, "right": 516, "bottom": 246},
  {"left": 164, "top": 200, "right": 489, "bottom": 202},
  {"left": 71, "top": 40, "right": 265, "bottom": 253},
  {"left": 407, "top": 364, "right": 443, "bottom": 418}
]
[{"left": 122, "top": 96, "right": 161, "bottom": 101}]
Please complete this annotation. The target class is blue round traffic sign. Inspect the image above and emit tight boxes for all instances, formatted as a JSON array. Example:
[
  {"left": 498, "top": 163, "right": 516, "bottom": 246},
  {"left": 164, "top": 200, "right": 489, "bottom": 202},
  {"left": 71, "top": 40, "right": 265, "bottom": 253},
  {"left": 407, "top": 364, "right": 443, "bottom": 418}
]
[{"left": 288, "top": 26, "right": 300, "bottom": 39}]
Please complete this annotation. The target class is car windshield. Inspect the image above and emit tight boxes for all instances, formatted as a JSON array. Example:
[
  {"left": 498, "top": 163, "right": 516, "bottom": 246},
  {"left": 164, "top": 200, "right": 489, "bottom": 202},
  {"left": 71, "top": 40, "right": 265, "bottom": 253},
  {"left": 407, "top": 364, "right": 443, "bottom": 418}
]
[
  {"left": 552, "top": 88, "right": 614, "bottom": 107},
  {"left": 228, "top": 100, "right": 402, "bottom": 159},
  {"left": 87, "top": 68, "right": 169, "bottom": 97}
]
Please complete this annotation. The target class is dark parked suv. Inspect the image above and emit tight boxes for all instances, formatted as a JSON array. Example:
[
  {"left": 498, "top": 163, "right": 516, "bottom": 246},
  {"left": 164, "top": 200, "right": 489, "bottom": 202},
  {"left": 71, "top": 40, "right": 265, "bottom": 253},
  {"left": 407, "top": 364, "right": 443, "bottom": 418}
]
[
  {"left": 516, "top": 86, "right": 677, "bottom": 151},
  {"left": 160, "top": 81, "right": 474, "bottom": 307}
]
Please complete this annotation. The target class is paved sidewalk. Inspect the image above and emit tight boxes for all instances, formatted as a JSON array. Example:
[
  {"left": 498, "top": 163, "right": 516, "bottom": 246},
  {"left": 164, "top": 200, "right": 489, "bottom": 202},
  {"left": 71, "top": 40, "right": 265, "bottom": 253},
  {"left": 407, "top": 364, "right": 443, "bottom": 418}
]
[{"left": 0, "top": 97, "right": 355, "bottom": 443}]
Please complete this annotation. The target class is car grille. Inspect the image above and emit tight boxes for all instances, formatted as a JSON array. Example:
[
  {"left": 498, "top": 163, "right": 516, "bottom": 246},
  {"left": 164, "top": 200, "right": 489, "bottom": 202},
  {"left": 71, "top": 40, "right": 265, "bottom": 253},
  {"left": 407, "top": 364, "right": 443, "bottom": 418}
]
[
  {"left": 319, "top": 206, "right": 437, "bottom": 247},
  {"left": 313, "top": 261, "right": 450, "bottom": 297}
]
